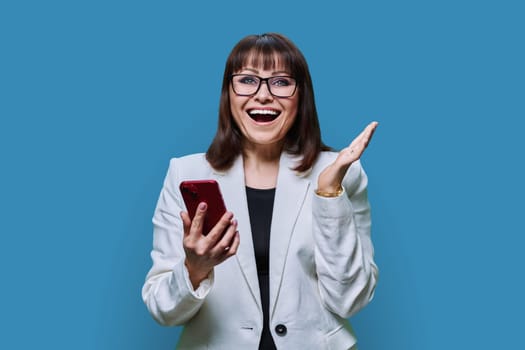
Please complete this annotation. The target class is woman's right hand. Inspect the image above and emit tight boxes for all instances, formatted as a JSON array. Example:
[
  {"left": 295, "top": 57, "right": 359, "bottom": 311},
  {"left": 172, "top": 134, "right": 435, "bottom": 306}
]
[{"left": 180, "top": 202, "right": 240, "bottom": 289}]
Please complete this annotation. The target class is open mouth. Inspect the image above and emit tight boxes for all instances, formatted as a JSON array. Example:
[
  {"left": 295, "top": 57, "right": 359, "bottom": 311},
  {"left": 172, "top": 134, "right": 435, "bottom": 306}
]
[{"left": 247, "top": 109, "right": 281, "bottom": 123}]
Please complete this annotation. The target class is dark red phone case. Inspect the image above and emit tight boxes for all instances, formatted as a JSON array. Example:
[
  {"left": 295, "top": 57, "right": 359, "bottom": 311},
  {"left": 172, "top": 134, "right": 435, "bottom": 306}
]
[{"left": 179, "top": 180, "right": 227, "bottom": 235}]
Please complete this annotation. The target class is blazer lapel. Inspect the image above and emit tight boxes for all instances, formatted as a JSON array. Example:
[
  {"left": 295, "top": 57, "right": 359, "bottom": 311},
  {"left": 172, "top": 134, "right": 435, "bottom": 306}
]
[
  {"left": 268, "top": 153, "right": 310, "bottom": 318},
  {"left": 212, "top": 153, "right": 310, "bottom": 318},
  {"left": 213, "top": 156, "right": 262, "bottom": 313}
]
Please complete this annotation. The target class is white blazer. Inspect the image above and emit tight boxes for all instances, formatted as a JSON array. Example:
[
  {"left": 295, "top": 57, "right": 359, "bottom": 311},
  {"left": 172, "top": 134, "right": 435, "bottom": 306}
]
[{"left": 142, "top": 152, "right": 378, "bottom": 350}]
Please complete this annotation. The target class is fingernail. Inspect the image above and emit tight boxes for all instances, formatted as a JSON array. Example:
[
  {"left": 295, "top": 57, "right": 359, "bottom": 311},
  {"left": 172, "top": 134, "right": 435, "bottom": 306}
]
[{"left": 199, "top": 202, "right": 207, "bottom": 210}]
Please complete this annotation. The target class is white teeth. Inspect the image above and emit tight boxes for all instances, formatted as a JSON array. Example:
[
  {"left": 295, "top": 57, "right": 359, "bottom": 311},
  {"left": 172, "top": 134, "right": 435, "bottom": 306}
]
[{"left": 248, "top": 109, "right": 278, "bottom": 115}]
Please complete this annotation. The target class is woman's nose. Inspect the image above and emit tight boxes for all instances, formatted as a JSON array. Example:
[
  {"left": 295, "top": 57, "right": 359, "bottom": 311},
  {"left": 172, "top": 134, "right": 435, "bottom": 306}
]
[{"left": 254, "top": 81, "right": 273, "bottom": 102}]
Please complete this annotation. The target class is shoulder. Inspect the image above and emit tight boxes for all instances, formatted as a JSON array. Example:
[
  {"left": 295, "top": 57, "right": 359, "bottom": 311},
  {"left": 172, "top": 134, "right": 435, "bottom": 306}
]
[
  {"left": 166, "top": 153, "right": 215, "bottom": 181},
  {"left": 169, "top": 153, "right": 207, "bottom": 167},
  {"left": 315, "top": 151, "right": 338, "bottom": 167}
]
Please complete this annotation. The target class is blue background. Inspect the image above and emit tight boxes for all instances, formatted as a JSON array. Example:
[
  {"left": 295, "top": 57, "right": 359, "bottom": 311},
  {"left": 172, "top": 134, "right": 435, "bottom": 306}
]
[{"left": 1, "top": 0, "right": 524, "bottom": 349}]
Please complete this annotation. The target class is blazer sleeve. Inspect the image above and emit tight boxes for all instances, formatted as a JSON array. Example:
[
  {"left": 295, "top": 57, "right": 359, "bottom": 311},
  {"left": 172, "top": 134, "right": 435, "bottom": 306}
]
[
  {"left": 142, "top": 158, "right": 214, "bottom": 326},
  {"left": 312, "top": 160, "right": 378, "bottom": 318}
]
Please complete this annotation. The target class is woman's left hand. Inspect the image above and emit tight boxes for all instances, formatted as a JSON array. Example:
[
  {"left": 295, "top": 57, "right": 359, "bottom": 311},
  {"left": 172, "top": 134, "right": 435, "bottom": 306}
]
[{"left": 317, "top": 121, "right": 378, "bottom": 193}]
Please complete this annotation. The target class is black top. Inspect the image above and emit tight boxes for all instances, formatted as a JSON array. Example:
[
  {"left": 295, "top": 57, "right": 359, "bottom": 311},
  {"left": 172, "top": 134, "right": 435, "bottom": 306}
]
[{"left": 246, "top": 186, "right": 277, "bottom": 350}]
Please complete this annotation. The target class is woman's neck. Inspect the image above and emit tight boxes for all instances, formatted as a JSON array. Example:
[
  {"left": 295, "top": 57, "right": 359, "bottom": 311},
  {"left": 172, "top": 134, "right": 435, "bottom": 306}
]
[{"left": 242, "top": 142, "right": 282, "bottom": 189}]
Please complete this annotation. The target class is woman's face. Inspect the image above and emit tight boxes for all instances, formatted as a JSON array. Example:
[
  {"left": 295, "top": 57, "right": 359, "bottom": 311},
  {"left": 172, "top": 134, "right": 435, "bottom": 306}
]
[{"left": 229, "top": 63, "right": 299, "bottom": 150}]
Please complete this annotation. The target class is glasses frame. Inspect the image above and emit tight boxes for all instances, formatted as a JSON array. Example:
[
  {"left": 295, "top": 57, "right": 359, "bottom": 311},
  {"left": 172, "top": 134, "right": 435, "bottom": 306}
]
[{"left": 230, "top": 74, "right": 298, "bottom": 98}]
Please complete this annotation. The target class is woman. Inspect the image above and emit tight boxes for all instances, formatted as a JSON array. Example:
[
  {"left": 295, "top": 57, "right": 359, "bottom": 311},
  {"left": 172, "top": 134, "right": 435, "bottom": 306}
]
[{"left": 142, "top": 33, "right": 379, "bottom": 349}]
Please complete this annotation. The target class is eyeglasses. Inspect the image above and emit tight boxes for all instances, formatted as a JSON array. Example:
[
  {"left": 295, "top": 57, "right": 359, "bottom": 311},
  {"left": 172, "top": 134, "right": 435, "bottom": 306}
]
[{"left": 230, "top": 74, "right": 297, "bottom": 98}]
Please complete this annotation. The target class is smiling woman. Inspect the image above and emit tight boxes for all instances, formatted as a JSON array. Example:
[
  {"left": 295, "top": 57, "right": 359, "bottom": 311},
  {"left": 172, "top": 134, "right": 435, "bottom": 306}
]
[
  {"left": 228, "top": 64, "right": 299, "bottom": 155},
  {"left": 142, "top": 33, "right": 379, "bottom": 350},
  {"left": 207, "top": 34, "right": 328, "bottom": 173}
]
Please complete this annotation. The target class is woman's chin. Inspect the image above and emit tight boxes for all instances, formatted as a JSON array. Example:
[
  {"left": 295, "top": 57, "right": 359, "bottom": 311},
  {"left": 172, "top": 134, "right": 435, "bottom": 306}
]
[{"left": 243, "top": 132, "right": 285, "bottom": 148}]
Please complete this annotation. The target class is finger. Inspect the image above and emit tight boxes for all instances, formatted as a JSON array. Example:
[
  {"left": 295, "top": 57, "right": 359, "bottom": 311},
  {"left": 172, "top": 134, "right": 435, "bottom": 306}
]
[
  {"left": 344, "top": 134, "right": 366, "bottom": 156},
  {"left": 180, "top": 211, "right": 192, "bottom": 237},
  {"left": 225, "top": 231, "right": 240, "bottom": 258},
  {"left": 334, "top": 121, "right": 379, "bottom": 169},
  {"left": 353, "top": 122, "right": 376, "bottom": 148},
  {"left": 189, "top": 202, "right": 207, "bottom": 237},
  {"left": 363, "top": 121, "right": 379, "bottom": 147},
  {"left": 211, "top": 220, "right": 238, "bottom": 256},
  {"left": 206, "top": 211, "right": 235, "bottom": 245},
  {"left": 346, "top": 121, "right": 379, "bottom": 154},
  {"left": 216, "top": 230, "right": 241, "bottom": 262}
]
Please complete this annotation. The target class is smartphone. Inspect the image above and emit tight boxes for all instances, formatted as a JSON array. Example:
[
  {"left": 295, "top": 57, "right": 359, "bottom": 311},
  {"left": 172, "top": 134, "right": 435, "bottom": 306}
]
[{"left": 179, "top": 180, "right": 227, "bottom": 235}]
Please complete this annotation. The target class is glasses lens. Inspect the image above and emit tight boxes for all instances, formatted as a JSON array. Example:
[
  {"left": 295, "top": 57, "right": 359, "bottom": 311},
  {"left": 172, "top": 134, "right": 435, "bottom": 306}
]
[
  {"left": 268, "top": 76, "right": 296, "bottom": 97},
  {"left": 232, "top": 75, "right": 260, "bottom": 95}
]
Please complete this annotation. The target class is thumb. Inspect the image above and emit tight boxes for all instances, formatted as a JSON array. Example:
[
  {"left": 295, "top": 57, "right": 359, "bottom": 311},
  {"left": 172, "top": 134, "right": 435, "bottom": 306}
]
[
  {"left": 180, "top": 211, "right": 192, "bottom": 237},
  {"left": 190, "top": 202, "right": 207, "bottom": 235}
]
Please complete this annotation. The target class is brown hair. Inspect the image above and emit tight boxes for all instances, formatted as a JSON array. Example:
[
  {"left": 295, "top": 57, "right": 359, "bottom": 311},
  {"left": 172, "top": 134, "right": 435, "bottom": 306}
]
[{"left": 206, "top": 33, "right": 330, "bottom": 172}]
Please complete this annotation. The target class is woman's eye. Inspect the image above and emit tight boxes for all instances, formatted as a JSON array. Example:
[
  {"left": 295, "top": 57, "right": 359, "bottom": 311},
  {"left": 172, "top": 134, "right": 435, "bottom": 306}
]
[
  {"left": 271, "top": 78, "right": 292, "bottom": 86},
  {"left": 239, "top": 76, "right": 258, "bottom": 85}
]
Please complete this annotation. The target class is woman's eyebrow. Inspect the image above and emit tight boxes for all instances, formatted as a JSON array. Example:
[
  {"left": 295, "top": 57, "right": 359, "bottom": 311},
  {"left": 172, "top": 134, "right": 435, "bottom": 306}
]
[
  {"left": 240, "top": 68, "right": 291, "bottom": 76},
  {"left": 240, "top": 68, "right": 259, "bottom": 74}
]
